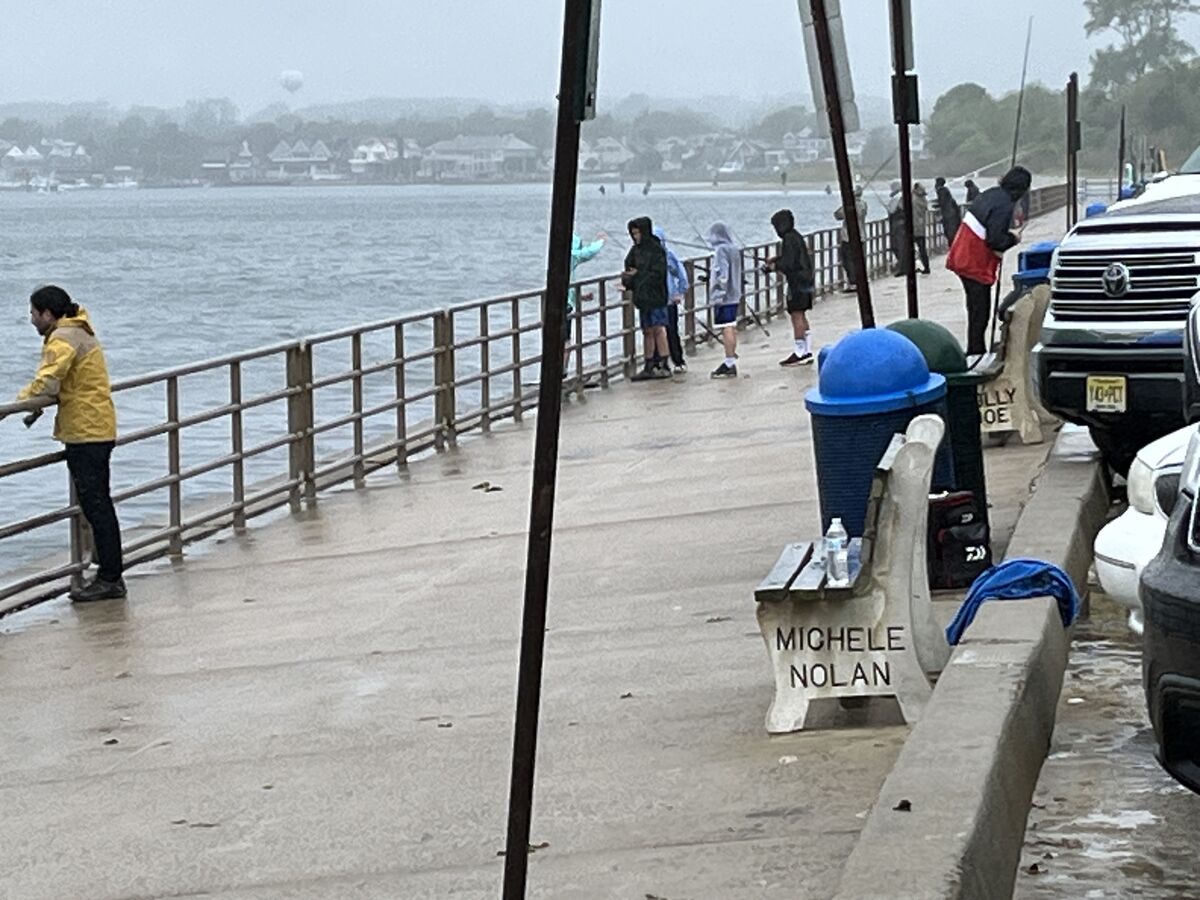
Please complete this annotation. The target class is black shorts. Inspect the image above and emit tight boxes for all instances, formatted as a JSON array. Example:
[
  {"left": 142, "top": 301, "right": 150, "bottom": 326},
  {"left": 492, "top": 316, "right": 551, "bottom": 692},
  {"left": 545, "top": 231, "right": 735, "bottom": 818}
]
[{"left": 786, "top": 290, "right": 813, "bottom": 313}]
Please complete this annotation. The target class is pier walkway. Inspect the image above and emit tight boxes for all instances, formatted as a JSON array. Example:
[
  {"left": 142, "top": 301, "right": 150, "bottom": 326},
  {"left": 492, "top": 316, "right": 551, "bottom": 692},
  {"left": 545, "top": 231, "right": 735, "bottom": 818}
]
[{"left": 3, "top": 216, "right": 1063, "bottom": 899}]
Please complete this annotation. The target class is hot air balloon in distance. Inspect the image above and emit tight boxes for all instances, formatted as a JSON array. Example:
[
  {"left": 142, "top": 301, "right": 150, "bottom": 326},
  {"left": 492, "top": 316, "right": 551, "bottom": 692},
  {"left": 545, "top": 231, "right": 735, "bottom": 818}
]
[{"left": 280, "top": 70, "right": 304, "bottom": 94}]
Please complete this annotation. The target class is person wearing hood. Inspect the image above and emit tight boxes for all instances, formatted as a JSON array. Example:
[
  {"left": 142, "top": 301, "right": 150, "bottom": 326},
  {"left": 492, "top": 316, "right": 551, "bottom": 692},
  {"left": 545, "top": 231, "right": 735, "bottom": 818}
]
[
  {"left": 653, "top": 226, "right": 690, "bottom": 373},
  {"left": 963, "top": 179, "right": 981, "bottom": 206},
  {"left": 834, "top": 187, "right": 868, "bottom": 293},
  {"left": 766, "top": 209, "right": 816, "bottom": 366},
  {"left": 564, "top": 232, "right": 607, "bottom": 368},
  {"left": 886, "top": 180, "right": 908, "bottom": 277},
  {"left": 912, "top": 182, "right": 931, "bottom": 275},
  {"left": 946, "top": 166, "right": 1033, "bottom": 355},
  {"left": 706, "top": 222, "right": 743, "bottom": 378},
  {"left": 621, "top": 216, "right": 672, "bottom": 381},
  {"left": 14, "top": 285, "right": 125, "bottom": 602},
  {"left": 934, "top": 177, "right": 962, "bottom": 245}
]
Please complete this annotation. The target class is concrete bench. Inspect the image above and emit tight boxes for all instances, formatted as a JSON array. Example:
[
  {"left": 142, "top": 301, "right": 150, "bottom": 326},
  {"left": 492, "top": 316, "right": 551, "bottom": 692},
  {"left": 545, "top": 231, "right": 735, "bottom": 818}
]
[
  {"left": 976, "top": 284, "right": 1055, "bottom": 445},
  {"left": 754, "top": 414, "right": 951, "bottom": 733}
]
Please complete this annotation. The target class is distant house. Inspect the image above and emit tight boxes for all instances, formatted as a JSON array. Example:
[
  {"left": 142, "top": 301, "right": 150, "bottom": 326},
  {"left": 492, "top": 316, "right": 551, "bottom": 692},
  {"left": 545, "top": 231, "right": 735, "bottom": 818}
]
[
  {"left": 349, "top": 137, "right": 422, "bottom": 182},
  {"left": 591, "top": 136, "right": 634, "bottom": 171},
  {"left": 42, "top": 139, "right": 92, "bottom": 176},
  {"left": 267, "top": 139, "right": 338, "bottom": 180},
  {"left": 421, "top": 134, "right": 539, "bottom": 180},
  {"left": 1, "top": 145, "right": 44, "bottom": 180},
  {"left": 719, "top": 139, "right": 769, "bottom": 173}
]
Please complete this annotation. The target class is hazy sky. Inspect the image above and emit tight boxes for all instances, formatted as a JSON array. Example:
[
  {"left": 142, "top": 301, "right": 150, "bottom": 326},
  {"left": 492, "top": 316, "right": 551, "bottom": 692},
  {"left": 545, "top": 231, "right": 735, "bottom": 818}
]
[{"left": 2, "top": 1, "right": 1195, "bottom": 114}]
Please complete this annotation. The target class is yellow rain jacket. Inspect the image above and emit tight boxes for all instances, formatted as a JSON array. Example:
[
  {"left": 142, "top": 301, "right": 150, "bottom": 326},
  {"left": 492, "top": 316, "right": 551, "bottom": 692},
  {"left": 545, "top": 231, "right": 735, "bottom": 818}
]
[{"left": 17, "top": 308, "right": 117, "bottom": 443}]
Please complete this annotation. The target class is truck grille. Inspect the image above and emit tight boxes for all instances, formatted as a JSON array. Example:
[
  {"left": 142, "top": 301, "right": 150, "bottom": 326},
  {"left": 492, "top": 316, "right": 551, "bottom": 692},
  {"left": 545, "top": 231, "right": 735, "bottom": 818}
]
[{"left": 1051, "top": 248, "right": 1200, "bottom": 322}]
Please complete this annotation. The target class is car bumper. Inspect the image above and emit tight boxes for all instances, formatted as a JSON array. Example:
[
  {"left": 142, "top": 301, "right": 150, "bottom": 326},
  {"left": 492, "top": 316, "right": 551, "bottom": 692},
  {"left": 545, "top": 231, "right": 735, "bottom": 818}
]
[
  {"left": 1141, "top": 497, "right": 1200, "bottom": 795},
  {"left": 1033, "top": 343, "right": 1184, "bottom": 427}
]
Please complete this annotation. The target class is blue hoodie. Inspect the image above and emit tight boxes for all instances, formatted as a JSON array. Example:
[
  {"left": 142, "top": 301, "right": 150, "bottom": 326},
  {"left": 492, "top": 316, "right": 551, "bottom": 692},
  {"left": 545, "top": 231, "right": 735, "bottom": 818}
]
[
  {"left": 706, "top": 222, "right": 743, "bottom": 307},
  {"left": 568, "top": 234, "right": 605, "bottom": 310},
  {"left": 653, "top": 226, "right": 690, "bottom": 299}
]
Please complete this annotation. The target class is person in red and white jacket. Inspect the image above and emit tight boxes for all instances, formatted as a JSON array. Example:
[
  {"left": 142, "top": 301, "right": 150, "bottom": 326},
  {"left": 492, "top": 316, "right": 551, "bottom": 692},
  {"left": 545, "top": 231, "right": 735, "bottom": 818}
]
[{"left": 946, "top": 166, "right": 1032, "bottom": 355}]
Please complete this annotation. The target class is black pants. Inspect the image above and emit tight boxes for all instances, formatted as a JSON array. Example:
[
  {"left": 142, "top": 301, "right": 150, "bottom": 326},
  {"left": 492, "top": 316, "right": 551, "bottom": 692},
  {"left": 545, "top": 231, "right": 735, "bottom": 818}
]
[
  {"left": 665, "top": 303, "right": 685, "bottom": 367},
  {"left": 65, "top": 441, "right": 123, "bottom": 582},
  {"left": 915, "top": 236, "right": 930, "bottom": 273},
  {"left": 961, "top": 276, "right": 993, "bottom": 356},
  {"left": 839, "top": 240, "right": 859, "bottom": 286}
]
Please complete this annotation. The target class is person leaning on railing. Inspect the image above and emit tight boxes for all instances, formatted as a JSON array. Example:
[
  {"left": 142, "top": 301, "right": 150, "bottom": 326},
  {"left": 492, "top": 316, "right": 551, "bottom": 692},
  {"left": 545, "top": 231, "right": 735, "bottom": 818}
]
[{"left": 8, "top": 285, "right": 126, "bottom": 602}]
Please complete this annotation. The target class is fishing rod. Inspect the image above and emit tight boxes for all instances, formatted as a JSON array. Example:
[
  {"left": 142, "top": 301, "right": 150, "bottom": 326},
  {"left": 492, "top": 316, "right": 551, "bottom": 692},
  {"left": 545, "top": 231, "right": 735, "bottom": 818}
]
[{"left": 983, "top": 14, "right": 1034, "bottom": 365}]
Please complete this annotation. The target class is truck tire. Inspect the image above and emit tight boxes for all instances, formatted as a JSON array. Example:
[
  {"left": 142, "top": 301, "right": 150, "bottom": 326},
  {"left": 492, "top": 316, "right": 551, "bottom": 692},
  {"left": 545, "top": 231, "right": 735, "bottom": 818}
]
[{"left": 1088, "top": 425, "right": 1141, "bottom": 477}]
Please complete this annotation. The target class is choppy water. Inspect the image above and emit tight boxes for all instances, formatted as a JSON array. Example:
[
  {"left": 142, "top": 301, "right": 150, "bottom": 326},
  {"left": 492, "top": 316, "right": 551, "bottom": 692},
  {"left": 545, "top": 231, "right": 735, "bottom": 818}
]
[{"left": 0, "top": 183, "right": 884, "bottom": 579}]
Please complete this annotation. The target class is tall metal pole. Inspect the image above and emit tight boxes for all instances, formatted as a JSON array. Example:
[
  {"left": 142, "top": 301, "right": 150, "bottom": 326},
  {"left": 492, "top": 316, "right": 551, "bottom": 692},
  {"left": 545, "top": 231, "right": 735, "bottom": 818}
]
[
  {"left": 1066, "top": 72, "right": 1079, "bottom": 228},
  {"left": 502, "top": 0, "right": 595, "bottom": 895},
  {"left": 888, "top": 0, "right": 918, "bottom": 318},
  {"left": 810, "top": 0, "right": 874, "bottom": 327},
  {"left": 1117, "top": 105, "right": 1126, "bottom": 202}
]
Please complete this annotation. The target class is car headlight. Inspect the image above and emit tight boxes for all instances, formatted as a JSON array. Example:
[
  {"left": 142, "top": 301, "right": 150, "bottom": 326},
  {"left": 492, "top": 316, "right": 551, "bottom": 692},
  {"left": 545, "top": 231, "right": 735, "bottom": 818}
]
[
  {"left": 1182, "top": 431, "right": 1200, "bottom": 498},
  {"left": 1128, "top": 457, "right": 1158, "bottom": 515}
]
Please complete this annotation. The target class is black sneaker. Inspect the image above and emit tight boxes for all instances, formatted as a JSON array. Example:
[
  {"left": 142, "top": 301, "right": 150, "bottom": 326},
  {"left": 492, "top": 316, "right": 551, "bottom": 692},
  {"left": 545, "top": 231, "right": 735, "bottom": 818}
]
[
  {"left": 651, "top": 363, "right": 673, "bottom": 379},
  {"left": 630, "top": 366, "right": 656, "bottom": 383},
  {"left": 780, "top": 352, "right": 815, "bottom": 368},
  {"left": 71, "top": 577, "right": 127, "bottom": 603},
  {"left": 710, "top": 362, "right": 738, "bottom": 378}
]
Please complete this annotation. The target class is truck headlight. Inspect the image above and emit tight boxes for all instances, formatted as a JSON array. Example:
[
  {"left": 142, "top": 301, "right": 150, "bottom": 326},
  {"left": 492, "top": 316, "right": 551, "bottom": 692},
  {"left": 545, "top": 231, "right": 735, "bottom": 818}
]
[{"left": 1128, "top": 457, "right": 1157, "bottom": 515}]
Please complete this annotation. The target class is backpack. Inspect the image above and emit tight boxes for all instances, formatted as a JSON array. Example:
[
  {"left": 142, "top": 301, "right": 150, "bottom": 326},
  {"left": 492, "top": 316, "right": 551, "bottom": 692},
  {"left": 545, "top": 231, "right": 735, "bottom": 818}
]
[{"left": 928, "top": 491, "right": 991, "bottom": 590}]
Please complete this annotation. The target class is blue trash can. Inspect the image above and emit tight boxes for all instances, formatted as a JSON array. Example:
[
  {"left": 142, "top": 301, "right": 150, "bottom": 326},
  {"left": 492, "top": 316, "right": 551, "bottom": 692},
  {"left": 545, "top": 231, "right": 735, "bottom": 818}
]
[
  {"left": 1014, "top": 240, "right": 1057, "bottom": 291},
  {"left": 806, "top": 329, "right": 953, "bottom": 537},
  {"left": 1085, "top": 201, "right": 1108, "bottom": 218}
]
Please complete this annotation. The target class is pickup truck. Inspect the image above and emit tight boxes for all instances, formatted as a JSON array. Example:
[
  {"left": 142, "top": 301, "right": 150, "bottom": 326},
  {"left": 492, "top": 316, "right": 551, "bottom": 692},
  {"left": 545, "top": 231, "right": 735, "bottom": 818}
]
[{"left": 1033, "top": 194, "right": 1200, "bottom": 473}]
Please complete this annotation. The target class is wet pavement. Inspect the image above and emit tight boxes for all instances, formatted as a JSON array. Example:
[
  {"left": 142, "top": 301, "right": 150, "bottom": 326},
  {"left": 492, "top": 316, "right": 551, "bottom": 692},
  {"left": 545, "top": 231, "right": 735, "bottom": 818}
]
[{"left": 1016, "top": 590, "right": 1200, "bottom": 899}]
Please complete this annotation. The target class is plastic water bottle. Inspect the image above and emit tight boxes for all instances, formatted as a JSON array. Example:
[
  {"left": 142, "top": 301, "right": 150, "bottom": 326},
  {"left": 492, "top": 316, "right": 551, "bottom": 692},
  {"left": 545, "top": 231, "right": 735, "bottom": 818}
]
[{"left": 824, "top": 518, "right": 850, "bottom": 588}]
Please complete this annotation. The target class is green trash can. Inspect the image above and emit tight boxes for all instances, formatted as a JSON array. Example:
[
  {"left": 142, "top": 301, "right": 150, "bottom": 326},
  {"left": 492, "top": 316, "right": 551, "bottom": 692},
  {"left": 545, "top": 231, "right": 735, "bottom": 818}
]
[{"left": 885, "top": 319, "right": 989, "bottom": 530}]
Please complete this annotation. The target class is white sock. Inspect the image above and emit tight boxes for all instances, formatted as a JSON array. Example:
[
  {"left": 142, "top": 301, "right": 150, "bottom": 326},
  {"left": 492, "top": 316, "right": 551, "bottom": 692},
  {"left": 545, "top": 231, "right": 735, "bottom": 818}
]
[
  {"left": 725, "top": 356, "right": 737, "bottom": 367},
  {"left": 803, "top": 334, "right": 813, "bottom": 354},
  {"left": 794, "top": 338, "right": 806, "bottom": 356}
]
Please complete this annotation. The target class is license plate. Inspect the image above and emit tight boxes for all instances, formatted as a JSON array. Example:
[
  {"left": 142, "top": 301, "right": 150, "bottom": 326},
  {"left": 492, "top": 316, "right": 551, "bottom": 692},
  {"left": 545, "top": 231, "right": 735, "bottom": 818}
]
[{"left": 1086, "top": 375, "right": 1127, "bottom": 413}]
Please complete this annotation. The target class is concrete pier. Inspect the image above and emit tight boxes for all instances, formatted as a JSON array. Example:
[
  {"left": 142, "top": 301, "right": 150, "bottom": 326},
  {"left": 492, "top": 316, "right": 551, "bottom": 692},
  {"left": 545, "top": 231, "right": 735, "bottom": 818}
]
[{"left": 1, "top": 217, "right": 1067, "bottom": 898}]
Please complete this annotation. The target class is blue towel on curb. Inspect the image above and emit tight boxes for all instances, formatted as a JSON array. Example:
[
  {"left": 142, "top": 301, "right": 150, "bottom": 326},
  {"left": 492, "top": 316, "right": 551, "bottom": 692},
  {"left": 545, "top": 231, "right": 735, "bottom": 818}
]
[{"left": 945, "top": 558, "right": 1081, "bottom": 646}]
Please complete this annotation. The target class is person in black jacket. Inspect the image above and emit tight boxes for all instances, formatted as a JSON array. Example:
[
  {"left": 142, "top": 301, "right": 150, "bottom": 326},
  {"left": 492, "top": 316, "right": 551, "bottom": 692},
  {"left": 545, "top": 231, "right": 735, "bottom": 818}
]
[
  {"left": 963, "top": 179, "right": 981, "bottom": 207},
  {"left": 946, "top": 166, "right": 1032, "bottom": 355},
  {"left": 766, "top": 209, "right": 816, "bottom": 366},
  {"left": 621, "top": 216, "right": 672, "bottom": 381},
  {"left": 934, "top": 177, "right": 962, "bottom": 245}
]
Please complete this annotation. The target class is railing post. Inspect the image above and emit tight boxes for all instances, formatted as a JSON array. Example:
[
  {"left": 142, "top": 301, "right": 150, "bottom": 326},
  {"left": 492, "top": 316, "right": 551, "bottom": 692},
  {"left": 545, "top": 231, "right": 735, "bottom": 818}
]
[
  {"left": 510, "top": 299, "right": 524, "bottom": 422},
  {"left": 68, "top": 472, "right": 90, "bottom": 592},
  {"left": 285, "top": 343, "right": 314, "bottom": 511},
  {"left": 230, "top": 360, "right": 246, "bottom": 531},
  {"left": 166, "top": 375, "right": 183, "bottom": 557},
  {"left": 433, "top": 309, "right": 456, "bottom": 449},
  {"left": 621, "top": 289, "right": 637, "bottom": 379},
  {"left": 683, "top": 259, "right": 697, "bottom": 350},
  {"left": 394, "top": 323, "right": 408, "bottom": 468},
  {"left": 479, "top": 306, "right": 492, "bottom": 432},
  {"left": 598, "top": 280, "right": 611, "bottom": 387},
  {"left": 351, "top": 332, "right": 365, "bottom": 486}
]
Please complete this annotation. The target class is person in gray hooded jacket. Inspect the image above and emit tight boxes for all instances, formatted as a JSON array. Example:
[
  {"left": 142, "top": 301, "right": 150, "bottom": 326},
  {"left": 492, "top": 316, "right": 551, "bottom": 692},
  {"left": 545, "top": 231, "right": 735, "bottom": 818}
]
[{"left": 706, "top": 222, "right": 743, "bottom": 379}]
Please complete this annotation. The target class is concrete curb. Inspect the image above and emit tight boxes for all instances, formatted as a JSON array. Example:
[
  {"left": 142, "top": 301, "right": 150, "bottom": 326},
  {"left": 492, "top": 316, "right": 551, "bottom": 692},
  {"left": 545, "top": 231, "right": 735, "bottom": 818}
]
[{"left": 833, "top": 427, "right": 1110, "bottom": 900}]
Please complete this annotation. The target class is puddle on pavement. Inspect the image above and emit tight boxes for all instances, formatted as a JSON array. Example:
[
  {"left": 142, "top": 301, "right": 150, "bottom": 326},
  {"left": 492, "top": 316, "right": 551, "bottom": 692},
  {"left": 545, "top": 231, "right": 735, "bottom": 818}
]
[{"left": 1015, "top": 592, "right": 1200, "bottom": 899}]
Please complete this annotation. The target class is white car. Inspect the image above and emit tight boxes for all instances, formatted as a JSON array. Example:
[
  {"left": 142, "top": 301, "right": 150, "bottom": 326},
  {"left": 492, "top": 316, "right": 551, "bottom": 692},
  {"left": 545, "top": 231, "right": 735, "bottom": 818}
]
[{"left": 1094, "top": 424, "right": 1197, "bottom": 634}]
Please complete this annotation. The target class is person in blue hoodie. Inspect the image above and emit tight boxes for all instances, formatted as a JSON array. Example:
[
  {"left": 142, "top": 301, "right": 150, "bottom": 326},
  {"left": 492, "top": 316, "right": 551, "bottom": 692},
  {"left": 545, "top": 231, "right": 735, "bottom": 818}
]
[
  {"left": 706, "top": 222, "right": 743, "bottom": 378},
  {"left": 564, "top": 231, "right": 607, "bottom": 368},
  {"left": 653, "top": 226, "right": 690, "bottom": 373}
]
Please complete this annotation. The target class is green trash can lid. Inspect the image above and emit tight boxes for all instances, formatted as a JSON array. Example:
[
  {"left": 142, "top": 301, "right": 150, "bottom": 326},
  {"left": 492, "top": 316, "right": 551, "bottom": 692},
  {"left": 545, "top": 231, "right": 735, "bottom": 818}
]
[{"left": 885, "top": 319, "right": 969, "bottom": 376}]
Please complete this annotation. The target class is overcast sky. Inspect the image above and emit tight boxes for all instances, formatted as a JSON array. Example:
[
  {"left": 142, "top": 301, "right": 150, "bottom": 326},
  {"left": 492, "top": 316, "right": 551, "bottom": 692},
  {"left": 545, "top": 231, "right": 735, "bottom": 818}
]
[{"left": 2, "top": 1, "right": 1195, "bottom": 114}]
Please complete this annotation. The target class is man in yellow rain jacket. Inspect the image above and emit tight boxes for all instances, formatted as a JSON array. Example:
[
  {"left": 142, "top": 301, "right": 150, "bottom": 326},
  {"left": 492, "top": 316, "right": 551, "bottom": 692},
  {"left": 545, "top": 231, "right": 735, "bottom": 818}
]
[{"left": 17, "top": 285, "right": 125, "bottom": 601}]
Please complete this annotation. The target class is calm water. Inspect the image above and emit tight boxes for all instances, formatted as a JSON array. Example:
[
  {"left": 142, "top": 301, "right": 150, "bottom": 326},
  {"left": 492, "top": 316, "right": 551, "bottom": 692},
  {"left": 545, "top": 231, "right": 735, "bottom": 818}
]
[{"left": 0, "top": 183, "right": 880, "bottom": 577}]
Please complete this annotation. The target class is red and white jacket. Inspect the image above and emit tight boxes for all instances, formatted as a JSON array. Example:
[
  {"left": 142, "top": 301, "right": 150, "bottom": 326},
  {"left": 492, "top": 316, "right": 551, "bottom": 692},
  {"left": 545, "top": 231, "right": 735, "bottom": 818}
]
[{"left": 945, "top": 186, "right": 1020, "bottom": 286}]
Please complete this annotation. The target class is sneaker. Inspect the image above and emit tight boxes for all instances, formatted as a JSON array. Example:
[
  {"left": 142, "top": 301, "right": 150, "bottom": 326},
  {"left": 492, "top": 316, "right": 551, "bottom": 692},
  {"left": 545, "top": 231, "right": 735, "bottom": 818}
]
[
  {"left": 841, "top": 284, "right": 857, "bottom": 294},
  {"left": 780, "top": 352, "right": 815, "bottom": 368},
  {"left": 710, "top": 362, "right": 738, "bottom": 378},
  {"left": 71, "top": 577, "right": 127, "bottom": 603},
  {"left": 673, "top": 362, "right": 688, "bottom": 374},
  {"left": 630, "top": 366, "right": 656, "bottom": 383},
  {"left": 651, "top": 364, "right": 673, "bottom": 379}
]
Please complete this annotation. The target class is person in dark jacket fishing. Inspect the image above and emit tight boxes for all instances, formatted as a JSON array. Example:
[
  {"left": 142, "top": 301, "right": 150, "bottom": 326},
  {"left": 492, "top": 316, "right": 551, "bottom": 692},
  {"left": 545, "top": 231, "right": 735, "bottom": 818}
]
[
  {"left": 834, "top": 186, "right": 868, "bottom": 292},
  {"left": 622, "top": 216, "right": 672, "bottom": 381},
  {"left": 963, "top": 179, "right": 981, "bottom": 206},
  {"left": 934, "top": 177, "right": 962, "bottom": 245},
  {"left": 886, "top": 180, "right": 908, "bottom": 277},
  {"left": 766, "top": 209, "right": 815, "bottom": 366},
  {"left": 946, "top": 166, "right": 1032, "bottom": 355}
]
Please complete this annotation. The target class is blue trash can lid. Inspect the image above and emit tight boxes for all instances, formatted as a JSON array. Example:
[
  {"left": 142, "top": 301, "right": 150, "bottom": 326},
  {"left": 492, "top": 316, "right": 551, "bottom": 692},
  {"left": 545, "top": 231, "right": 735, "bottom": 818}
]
[
  {"left": 1027, "top": 240, "right": 1059, "bottom": 255},
  {"left": 806, "top": 329, "right": 946, "bottom": 416},
  {"left": 1085, "top": 202, "right": 1108, "bottom": 217}
]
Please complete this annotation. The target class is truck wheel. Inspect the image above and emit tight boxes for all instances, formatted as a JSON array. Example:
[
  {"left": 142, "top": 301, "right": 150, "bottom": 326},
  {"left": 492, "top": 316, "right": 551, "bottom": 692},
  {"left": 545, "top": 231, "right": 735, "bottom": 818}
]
[{"left": 1088, "top": 426, "right": 1141, "bottom": 477}]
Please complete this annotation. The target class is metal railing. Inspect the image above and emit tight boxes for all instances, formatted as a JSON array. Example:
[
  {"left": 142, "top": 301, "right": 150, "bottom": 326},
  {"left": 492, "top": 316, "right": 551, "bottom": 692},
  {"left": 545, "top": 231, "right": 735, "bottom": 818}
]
[{"left": 0, "top": 184, "right": 1068, "bottom": 615}]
